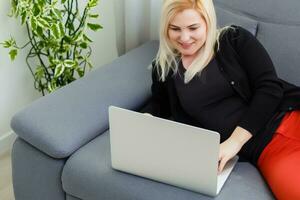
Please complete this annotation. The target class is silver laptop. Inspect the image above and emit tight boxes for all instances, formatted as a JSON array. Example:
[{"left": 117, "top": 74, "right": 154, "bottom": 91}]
[{"left": 108, "top": 106, "right": 238, "bottom": 197}]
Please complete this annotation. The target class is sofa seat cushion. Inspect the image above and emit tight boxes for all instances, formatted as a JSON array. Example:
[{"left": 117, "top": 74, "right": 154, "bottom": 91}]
[{"left": 62, "top": 131, "right": 274, "bottom": 200}]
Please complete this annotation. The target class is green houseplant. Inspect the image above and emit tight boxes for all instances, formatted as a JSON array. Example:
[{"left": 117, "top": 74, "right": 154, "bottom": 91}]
[{"left": 1, "top": 0, "right": 102, "bottom": 95}]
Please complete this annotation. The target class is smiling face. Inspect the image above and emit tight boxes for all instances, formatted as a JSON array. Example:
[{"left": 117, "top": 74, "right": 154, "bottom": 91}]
[{"left": 168, "top": 8, "right": 207, "bottom": 57}]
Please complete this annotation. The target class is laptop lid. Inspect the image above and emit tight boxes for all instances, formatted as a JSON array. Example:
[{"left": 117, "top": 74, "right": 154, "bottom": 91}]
[{"left": 109, "top": 106, "right": 235, "bottom": 196}]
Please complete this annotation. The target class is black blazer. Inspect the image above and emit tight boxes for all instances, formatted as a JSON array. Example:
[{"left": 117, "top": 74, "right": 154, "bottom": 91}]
[{"left": 143, "top": 26, "right": 300, "bottom": 164}]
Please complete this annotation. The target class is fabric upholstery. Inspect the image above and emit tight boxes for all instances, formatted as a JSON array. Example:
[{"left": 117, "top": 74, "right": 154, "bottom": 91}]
[
  {"left": 10, "top": 41, "right": 157, "bottom": 159},
  {"left": 214, "top": 0, "right": 300, "bottom": 85},
  {"left": 12, "top": 138, "right": 66, "bottom": 200},
  {"left": 66, "top": 195, "right": 81, "bottom": 200},
  {"left": 215, "top": 6, "right": 258, "bottom": 36},
  {"left": 62, "top": 131, "right": 274, "bottom": 200},
  {"left": 256, "top": 23, "right": 300, "bottom": 86},
  {"left": 214, "top": 0, "right": 300, "bottom": 23}
]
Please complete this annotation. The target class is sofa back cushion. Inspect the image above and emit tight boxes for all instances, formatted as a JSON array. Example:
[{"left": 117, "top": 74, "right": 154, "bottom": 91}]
[
  {"left": 214, "top": 0, "right": 300, "bottom": 86},
  {"left": 215, "top": 6, "right": 258, "bottom": 36}
]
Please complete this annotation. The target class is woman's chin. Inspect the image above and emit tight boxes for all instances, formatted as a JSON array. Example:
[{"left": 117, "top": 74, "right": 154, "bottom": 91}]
[{"left": 180, "top": 50, "right": 197, "bottom": 57}]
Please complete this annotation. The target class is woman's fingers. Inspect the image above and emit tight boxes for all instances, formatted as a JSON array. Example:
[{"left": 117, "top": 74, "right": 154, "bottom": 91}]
[
  {"left": 218, "top": 136, "right": 243, "bottom": 173},
  {"left": 218, "top": 156, "right": 228, "bottom": 173}
]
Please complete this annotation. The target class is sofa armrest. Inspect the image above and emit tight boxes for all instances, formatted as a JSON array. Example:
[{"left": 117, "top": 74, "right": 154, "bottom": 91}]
[{"left": 11, "top": 41, "right": 159, "bottom": 159}]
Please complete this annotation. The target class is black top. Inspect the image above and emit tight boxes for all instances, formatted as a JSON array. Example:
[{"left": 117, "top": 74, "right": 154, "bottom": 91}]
[
  {"left": 174, "top": 58, "right": 247, "bottom": 142},
  {"left": 143, "top": 25, "right": 300, "bottom": 164}
]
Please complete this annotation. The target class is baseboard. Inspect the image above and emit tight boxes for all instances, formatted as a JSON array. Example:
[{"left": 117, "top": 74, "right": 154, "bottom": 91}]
[{"left": 0, "top": 131, "right": 17, "bottom": 156}]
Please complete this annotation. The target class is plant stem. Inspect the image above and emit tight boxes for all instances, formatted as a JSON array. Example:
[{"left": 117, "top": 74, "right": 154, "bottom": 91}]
[
  {"left": 26, "top": 48, "right": 45, "bottom": 95},
  {"left": 26, "top": 22, "right": 52, "bottom": 81},
  {"left": 18, "top": 41, "right": 31, "bottom": 49},
  {"left": 26, "top": 50, "right": 37, "bottom": 79},
  {"left": 72, "top": 6, "right": 88, "bottom": 36}
]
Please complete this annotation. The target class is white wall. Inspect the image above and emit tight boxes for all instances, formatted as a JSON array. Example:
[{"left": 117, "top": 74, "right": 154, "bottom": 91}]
[
  {"left": 82, "top": 0, "right": 118, "bottom": 68},
  {"left": 114, "top": 0, "right": 126, "bottom": 55},
  {"left": 122, "top": 0, "right": 163, "bottom": 52},
  {"left": 0, "top": 0, "right": 118, "bottom": 153},
  {"left": 149, "top": 0, "right": 163, "bottom": 40},
  {"left": 124, "top": 0, "right": 151, "bottom": 51},
  {"left": 114, "top": 0, "right": 162, "bottom": 55},
  {"left": 0, "top": 2, "right": 41, "bottom": 138}
]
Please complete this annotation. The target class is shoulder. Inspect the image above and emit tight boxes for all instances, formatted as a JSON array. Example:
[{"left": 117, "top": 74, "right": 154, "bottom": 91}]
[
  {"left": 218, "top": 25, "right": 260, "bottom": 52},
  {"left": 220, "top": 25, "right": 255, "bottom": 40},
  {"left": 219, "top": 25, "right": 256, "bottom": 44}
]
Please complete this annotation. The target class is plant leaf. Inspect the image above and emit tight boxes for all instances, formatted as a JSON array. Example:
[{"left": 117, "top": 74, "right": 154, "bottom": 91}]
[
  {"left": 31, "top": 17, "right": 37, "bottom": 30},
  {"left": 87, "top": 23, "right": 102, "bottom": 31},
  {"left": 21, "top": 11, "right": 27, "bottom": 25},
  {"left": 76, "top": 68, "right": 84, "bottom": 77},
  {"left": 83, "top": 34, "right": 93, "bottom": 42},
  {"left": 47, "top": 82, "right": 53, "bottom": 92},
  {"left": 88, "top": 0, "right": 98, "bottom": 8},
  {"left": 87, "top": 60, "right": 93, "bottom": 70},
  {"left": 52, "top": 8, "right": 62, "bottom": 19},
  {"left": 33, "top": 4, "right": 41, "bottom": 16},
  {"left": 54, "top": 63, "right": 65, "bottom": 78},
  {"left": 88, "top": 14, "right": 99, "bottom": 18},
  {"left": 10, "top": 0, "right": 17, "bottom": 16},
  {"left": 38, "top": 17, "right": 50, "bottom": 28},
  {"left": 63, "top": 59, "right": 76, "bottom": 68},
  {"left": 63, "top": 35, "right": 72, "bottom": 43},
  {"left": 9, "top": 49, "right": 18, "bottom": 61},
  {"left": 36, "top": 26, "right": 45, "bottom": 38},
  {"left": 48, "top": 79, "right": 59, "bottom": 93},
  {"left": 38, "top": 0, "right": 46, "bottom": 7},
  {"left": 59, "top": 22, "right": 65, "bottom": 37},
  {"left": 51, "top": 24, "right": 61, "bottom": 39},
  {"left": 35, "top": 66, "right": 45, "bottom": 80},
  {"left": 51, "top": 0, "right": 58, "bottom": 6},
  {"left": 79, "top": 42, "right": 87, "bottom": 49},
  {"left": 73, "top": 31, "right": 83, "bottom": 42},
  {"left": 2, "top": 40, "right": 12, "bottom": 48}
]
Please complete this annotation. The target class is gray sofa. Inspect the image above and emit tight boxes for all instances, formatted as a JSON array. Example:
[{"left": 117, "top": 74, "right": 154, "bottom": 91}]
[{"left": 11, "top": 0, "right": 300, "bottom": 199}]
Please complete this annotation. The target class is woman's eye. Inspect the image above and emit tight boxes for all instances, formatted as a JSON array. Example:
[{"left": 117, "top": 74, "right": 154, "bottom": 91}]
[
  {"left": 189, "top": 27, "right": 198, "bottom": 31},
  {"left": 170, "top": 28, "right": 180, "bottom": 31}
]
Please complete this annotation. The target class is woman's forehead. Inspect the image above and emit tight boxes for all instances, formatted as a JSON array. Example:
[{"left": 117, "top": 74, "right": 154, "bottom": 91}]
[{"left": 169, "top": 9, "right": 204, "bottom": 26}]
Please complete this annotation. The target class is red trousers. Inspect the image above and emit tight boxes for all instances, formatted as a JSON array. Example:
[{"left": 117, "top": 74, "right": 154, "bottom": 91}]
[{"left": 258, "top": 110, "right": 300, "bottom": 200}]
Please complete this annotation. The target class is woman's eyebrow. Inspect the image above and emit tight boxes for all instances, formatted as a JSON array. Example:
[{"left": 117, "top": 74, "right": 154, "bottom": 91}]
[
  {"left": 169, "top": 24, "right": 180, "bottom": 28},
  {"left": 169, "top": 23, "right": 201, "bottom": 28}
]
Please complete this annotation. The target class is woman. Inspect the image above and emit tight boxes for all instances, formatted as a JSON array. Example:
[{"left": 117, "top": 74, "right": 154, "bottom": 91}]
[{"left": 145, "top": 0, "right": 300, "bottom": 199}]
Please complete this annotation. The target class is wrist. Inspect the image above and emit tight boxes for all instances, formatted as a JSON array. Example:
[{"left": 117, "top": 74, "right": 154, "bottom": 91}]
[{"left": 230, "top": 126, "right": 252, "bottom": 146}]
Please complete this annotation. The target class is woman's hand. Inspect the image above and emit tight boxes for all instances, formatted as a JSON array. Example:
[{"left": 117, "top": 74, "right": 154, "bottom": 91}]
[
  {"left": 218, "top": 126, "right": 252, "bottom": 173},
  {"left": 218, "top": 136, "right": 243, "bottom": 173}
]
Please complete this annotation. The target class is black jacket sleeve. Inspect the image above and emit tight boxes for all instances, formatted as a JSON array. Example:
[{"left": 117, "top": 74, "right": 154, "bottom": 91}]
[{"left": 231, "top": 26, "right": 284, "bottom": 135}]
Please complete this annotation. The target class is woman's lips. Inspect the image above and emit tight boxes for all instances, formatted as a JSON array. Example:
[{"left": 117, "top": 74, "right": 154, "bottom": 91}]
[{"left": 180, "top": 42, "right": 194, "bottom": 49}]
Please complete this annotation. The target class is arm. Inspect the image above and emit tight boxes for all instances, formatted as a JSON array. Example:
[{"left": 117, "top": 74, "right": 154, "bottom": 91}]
[
  {"left": 218, "top": 126, "right": 252, "bottom": 173},
  {"left": 233, "top": 26, "right": 283, "bottom": 136},
  {"left": 11, "top": 41, "right": 159, "bottom": 159},
  {"left": 219, "top": 27, "right": 283, "bottom": 171}
]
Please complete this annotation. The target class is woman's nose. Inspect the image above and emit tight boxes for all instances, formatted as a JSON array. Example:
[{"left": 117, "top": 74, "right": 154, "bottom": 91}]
[{"left": 179, "top": 31, "right": 190, "bottom": 42}]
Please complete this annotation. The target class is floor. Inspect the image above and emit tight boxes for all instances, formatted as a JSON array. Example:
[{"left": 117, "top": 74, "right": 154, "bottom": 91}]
[{"left": 0, "top": 151, "right": 15, "bottom": 200}]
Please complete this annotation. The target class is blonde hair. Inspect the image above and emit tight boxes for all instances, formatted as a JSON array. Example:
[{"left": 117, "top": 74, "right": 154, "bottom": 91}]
[{"left": 155, "top": 0, "right": 230, "bottom": 83}]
